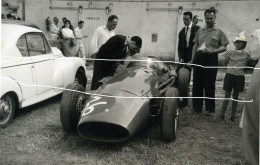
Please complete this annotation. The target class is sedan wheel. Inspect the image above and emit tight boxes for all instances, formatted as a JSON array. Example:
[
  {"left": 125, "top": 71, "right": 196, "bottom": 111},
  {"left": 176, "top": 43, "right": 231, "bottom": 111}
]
[
  {"left": 0, "top": 94, "right": 16, "bottom": 128},
  {"left": 161, "top": 87, "right": 179, "bottom": 141},
  {"left": 75, "top": 69, "right": 87, "bottom": 89}
]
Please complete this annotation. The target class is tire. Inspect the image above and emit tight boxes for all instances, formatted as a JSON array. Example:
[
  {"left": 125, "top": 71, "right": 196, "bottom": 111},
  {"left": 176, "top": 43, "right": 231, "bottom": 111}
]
[
  {"left": 178, "top": 67, "right": 191, "bottom": 104},
  {"left": 75, "top": 69, "right": 87, "bottom": 89},
  {"left": 0, "top": 93, "right": 17, "bottom": 128},
  {"left": 60, "top": 82, "right": 87, "bottom": 133},
  {"left": 161, "top": 87, "right": 179, "bottom": 141}
]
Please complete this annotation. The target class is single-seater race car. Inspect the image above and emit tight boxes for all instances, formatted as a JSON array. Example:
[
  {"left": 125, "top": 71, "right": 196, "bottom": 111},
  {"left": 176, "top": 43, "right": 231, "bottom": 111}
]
[{"left": 60, "top": 57, "right": 190, "bottom": 142}]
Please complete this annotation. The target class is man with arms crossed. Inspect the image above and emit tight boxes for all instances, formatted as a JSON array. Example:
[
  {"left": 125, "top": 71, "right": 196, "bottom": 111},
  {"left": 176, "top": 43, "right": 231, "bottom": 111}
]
[{"left": 190, "top": 8, "right": 229, "bottom": 115}]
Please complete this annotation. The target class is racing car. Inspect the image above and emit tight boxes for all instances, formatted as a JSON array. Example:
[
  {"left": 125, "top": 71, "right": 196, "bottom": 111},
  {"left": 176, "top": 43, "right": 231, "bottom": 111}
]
[{"left": 60, "top": 57, "right": 190, "bottom": 142}]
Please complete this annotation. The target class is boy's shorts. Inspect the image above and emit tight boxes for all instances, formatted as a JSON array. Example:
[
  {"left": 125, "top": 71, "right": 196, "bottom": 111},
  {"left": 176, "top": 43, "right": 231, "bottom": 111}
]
[{"left": 223, "top": 73, "right": 245, "bottom": 92}]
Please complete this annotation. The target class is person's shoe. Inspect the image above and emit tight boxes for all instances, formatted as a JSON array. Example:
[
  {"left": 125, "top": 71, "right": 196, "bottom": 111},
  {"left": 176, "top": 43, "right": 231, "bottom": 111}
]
[
  {"left": 191, "top": 109, "right": 201, "bottom": 115},
  {"left": 207, "top": 112, "right": 215, "bottom": 116},
  {"left": 181, "top": 106, "right": 190, "bottom": 114},
  {"left": 230, "top": 117, "right": 235, "bottom": 122},
  {"left": 204, "top": 111, "right": 209, "bottom": 115},
  {"left": 219, "top": 115, "right": 225, "bottom": 121}
]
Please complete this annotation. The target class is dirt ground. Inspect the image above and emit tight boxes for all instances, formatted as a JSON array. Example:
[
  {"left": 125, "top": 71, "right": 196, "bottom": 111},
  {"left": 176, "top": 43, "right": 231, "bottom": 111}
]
[{"left": 0, "top": 68, "right": 252, "bottom": 165}]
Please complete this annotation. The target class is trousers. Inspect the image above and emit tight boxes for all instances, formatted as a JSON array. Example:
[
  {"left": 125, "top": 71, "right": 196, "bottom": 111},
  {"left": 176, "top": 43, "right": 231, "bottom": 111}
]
[{"left": 192, "top": 52, "right": 218, "bottom": 112}]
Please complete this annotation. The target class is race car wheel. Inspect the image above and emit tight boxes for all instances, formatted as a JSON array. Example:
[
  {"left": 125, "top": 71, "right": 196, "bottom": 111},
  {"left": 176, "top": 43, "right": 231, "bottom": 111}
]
[
  {"left": 161, "top": 87, "right": 179, "bottom": 141},
  {"left": 75, "top": 69, "right": 87, "bottom": 89},
  {"left": 178, "top": 67, "right": 191, "bottom": 103},
  {"left": 0, "top": 93, "right": 17, "bottom": 128},
  {"left": 60, "top": 82, "right": 88, "bottom": 133}
]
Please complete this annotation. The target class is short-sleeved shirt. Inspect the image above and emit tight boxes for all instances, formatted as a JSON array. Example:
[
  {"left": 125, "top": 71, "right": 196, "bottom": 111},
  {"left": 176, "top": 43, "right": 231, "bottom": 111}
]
[
  {"left": 91, "top": 25, "right": 115, "bottom": 54},
  {"left": 74, "top": 26, "right": 82, "bottom": 39},
  {"left": 61, "top": 28, "right": 74, "bottom": 38},
  {"left": 50, "top": 23, "right": 60, "bottom": 34},
  {"left": 223, "top": 49, "right": 251, "bottom": 76},
  {"left": 194, "top": 25, "right": 229, "bottom": 51}
]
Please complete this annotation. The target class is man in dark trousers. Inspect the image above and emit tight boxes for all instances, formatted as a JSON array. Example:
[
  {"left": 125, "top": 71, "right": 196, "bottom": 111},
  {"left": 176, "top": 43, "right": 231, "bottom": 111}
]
[
  {"left": 177, "top": 11, "right": 200, "bottom": 108},
  {"left": 91, "top": 35, "right": 142, "bottom": 90},
  {"left": 190, "top": 8, "right": 229, "bottom": 115}
]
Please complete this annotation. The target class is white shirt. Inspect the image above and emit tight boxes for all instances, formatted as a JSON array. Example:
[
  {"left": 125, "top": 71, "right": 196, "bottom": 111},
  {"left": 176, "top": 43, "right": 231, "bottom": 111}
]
[
  {"left": 185, "top": 23, "right": 192, "bottom": 47},
  {"left": 50, "top": 23, "right": 60, "bottom": 34},
  {"left": 91, "top": 25, "right": 115, "bottom": 54},
  {"left": 61, "top": 28, "right": 74, "bottom": 38},
  {"left": 74, "top": 26, "right": 82, "bottom": 39},
  {"left": 50, "top": 23, "right": 60, "bottom": 40}
]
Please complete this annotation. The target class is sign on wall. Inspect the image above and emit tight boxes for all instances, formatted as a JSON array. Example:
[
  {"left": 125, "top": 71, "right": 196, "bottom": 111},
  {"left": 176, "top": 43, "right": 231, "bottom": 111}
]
[{"left": 79, "top": 10, "right": 107, "bottom": 57}]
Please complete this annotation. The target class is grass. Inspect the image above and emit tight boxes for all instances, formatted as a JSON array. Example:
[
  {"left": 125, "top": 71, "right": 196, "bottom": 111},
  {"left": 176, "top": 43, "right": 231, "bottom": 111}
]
[{"left": 0, "top": 69, "right": 252, "bottom": 165}]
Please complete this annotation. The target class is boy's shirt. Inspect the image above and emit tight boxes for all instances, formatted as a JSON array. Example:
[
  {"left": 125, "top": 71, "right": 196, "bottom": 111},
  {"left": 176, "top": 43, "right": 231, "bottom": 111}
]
[{"left": 223, "top": 49, "right": 251, "bottom": 76}]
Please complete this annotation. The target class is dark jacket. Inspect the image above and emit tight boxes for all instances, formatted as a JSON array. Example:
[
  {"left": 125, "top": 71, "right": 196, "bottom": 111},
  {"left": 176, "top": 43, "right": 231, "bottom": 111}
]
[
  {"left": 96, "top": 35, "right": 128, "bottom": 76},
  {"left": 178, "top": 24, "right": 200, "bottom": 62}
]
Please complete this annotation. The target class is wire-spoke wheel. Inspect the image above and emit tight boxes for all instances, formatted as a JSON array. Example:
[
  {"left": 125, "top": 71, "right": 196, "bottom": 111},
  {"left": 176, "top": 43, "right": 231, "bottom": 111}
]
[
  {"left": 60, "top": 83, "right": 88, "bottom": 133},
  {"left": 0, "top": 94, "right": 16, "bottom": 128},
  {"left": 161, "top": 87, "right": 179, "bottom": 141}
]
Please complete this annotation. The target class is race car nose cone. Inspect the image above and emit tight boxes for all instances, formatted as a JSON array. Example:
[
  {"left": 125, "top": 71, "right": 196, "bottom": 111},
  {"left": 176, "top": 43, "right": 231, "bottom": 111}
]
[{"left": 77, "top": 91, "right": 150, "bottom": 142}]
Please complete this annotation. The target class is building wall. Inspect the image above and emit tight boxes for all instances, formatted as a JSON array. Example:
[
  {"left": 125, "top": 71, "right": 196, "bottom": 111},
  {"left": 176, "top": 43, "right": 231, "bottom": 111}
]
[{"left": 3, "top": 0, "right": 260, "bottom": 60}]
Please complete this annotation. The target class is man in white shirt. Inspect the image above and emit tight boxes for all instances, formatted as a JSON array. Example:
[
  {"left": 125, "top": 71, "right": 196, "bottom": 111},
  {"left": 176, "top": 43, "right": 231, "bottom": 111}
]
[
  {"left": 74, "top": 21, "right": 88, "bottom": 59},
  {"left": 90, "top": 15, "right": 118, "bottom": 58}
]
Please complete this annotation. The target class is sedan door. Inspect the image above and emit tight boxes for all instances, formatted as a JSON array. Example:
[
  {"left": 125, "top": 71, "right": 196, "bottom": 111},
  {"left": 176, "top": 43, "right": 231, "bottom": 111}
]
[
  {"left": 26, "top": 32, "right": 55, "bottom": 95},
  {"left": 3, "top": 34, "right": 37, "bottom": 100}
]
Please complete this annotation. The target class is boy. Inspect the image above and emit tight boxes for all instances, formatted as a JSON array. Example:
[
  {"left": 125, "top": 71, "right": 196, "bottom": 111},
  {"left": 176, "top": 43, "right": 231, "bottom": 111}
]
[{"left": 219, "top": 31, "right": 251, "bottom": 121}]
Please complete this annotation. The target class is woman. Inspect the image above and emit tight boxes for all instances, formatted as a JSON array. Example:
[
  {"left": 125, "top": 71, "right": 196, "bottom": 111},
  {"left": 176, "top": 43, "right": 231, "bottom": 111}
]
[
  {"left": 50, "top": 17, "right": 60, "bottom": 40},
  {"left": 61, "top": 20, "right": 79, "bottom": 57}
]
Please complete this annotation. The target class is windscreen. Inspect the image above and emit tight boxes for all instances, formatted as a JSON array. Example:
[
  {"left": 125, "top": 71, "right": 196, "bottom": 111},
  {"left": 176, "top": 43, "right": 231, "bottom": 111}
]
[{"left": 127, "top": 57, "right": 167, "bottom": 71}]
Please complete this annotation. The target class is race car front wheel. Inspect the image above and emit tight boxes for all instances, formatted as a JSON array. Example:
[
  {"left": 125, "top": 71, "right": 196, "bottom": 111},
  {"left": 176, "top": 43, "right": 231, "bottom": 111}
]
[
  {"left": 0, "top": 93, "right": 17, "bottom": 128},
  {"left": 161, "top": 87, "right": 179, "bottom": 141},
  {"left": 60, "top": 82, "right": 88, "bottom": 133}
]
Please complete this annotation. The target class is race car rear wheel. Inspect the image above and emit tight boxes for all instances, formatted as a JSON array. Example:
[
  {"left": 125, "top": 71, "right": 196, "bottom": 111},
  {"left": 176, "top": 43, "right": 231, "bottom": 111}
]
[
  {"left": 0, "top": 93, "right": 17, "bottom": 128},
  {"left": 161, "top": 87, "right": 179, "bottom": 141},
  {"left": 60, "top": 82, "right": 87, "bottom": 133},
  {"left": 178, "top": 67, "right": 191, "bottom": 105}
]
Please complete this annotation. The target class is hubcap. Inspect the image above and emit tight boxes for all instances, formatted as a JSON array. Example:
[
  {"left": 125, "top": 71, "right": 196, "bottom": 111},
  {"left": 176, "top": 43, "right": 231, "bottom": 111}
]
[
  {"left": 0, "top": 99, "right": 11, "bottom": 123},
  {"left": 75, "top": 94, "right": 87, "bottom": 113}
]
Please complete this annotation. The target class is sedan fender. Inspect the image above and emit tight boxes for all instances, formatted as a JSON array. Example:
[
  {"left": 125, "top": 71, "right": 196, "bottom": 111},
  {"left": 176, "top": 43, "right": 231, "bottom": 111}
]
[
  {"left": 1, "top": 77, "right": 22, "bottom": 107},
  {"left": 53, "top": 56, "right": 86, "bottom": 88}
]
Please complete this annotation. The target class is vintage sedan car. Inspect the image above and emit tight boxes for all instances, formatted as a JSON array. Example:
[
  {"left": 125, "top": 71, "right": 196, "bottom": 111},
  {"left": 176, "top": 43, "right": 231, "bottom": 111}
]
[
  {"left": 0, "top": 21, "right": 87, "bottom": 128},
  {"left": 60, "top": 57, "right": 189, "bottom": 142}
]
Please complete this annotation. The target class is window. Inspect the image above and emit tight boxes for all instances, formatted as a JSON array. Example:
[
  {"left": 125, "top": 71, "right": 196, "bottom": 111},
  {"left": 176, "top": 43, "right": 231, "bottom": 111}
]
[
  {"left": 43, "top": 35, "right": 52, "bottom": 54},
  {"left": 16, "top": 34, "right": 29, "bottom": 57},
  {"left": 26, "top": 33, "right": 46, "bottom": 56},
  {"left": 16, "top": 32, "right": 51, "bottom": 57},
  {"left": 152, "top": 33, "right": 158, "bottom": 42}
]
